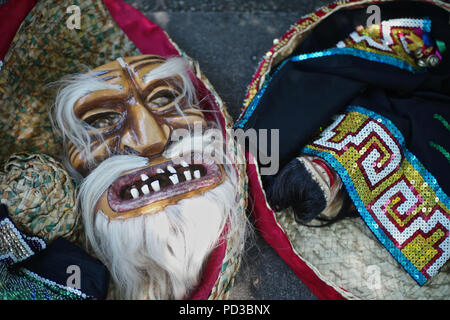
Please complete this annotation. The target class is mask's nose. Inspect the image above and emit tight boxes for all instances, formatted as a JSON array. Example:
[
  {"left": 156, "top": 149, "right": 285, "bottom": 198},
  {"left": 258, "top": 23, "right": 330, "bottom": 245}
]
[{"left": 120, "top": 103, "right": 170, "bottom": 157}]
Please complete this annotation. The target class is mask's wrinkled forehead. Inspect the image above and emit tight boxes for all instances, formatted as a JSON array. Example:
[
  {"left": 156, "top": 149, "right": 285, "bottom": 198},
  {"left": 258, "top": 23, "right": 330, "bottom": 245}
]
[{"left": 91, "top": 55, "right": 167, "bottom": 86}]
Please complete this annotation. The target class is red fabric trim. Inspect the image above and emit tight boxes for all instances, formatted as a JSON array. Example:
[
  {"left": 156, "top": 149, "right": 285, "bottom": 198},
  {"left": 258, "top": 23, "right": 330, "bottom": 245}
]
[
  {"left": 104, "top": 0, "right": 228, "bottom": 299},
  {"left": 103, "top": 0, "right": 180, "bottom": 58},
  {"left": 246, "top": 151, "right": 345, "bottom": 300},
  {"left": 0, "top": 0, "right": 37, "bottom": 60}
]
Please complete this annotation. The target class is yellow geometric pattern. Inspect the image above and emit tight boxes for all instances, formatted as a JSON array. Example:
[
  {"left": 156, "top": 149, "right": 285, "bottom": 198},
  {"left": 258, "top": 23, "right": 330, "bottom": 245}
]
[{"left": 303, "top": 109, "right": 450, "bottom": 284}]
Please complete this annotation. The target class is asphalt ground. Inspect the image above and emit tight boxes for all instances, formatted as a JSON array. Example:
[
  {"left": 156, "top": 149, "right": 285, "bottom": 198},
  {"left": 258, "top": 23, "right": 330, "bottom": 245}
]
[{"left": 122, "top": 0, "right": 340, "bottom": 300}]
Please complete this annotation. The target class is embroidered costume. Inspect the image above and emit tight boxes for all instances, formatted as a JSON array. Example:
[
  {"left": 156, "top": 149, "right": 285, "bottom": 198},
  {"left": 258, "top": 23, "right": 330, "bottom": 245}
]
[{"left": 236, "top": 9, "right": 449, "bottom": 287}]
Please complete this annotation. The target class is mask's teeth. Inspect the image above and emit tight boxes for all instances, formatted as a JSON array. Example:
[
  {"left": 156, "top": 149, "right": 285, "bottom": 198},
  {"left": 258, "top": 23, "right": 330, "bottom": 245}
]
[
  {"left": 180, "top": 160, "right": 189, "bottom": 168},
  {"left": 141, "top": 174, "right": 149, "bottom": 182},
  {"left": 167, "top": 165, "right": 176, "bottom": 174},
  {"left": 156, "top": 168, "right": 165, "bottom": 174},
  {"left": 193, "top": 170, "right": 201, "bottom": 179},
  {"left": 151, "top": 180, "right": 161, "bottom": 192},
  {"left": 169, "top": 174, "right": 179, "bottom": 184},
  {"left": 141, "top": 184, "right": 150, "bottom": 195},
  {"left": 183, "top": 170, "right": 192, "bottom": 181},
  {"left": 130, "top": 188, "right": 139, "bottom": 199}
]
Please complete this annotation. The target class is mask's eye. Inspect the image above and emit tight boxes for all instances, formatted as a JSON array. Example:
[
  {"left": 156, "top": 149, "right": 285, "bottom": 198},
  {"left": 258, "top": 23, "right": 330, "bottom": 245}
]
[
  {"left": 147, "top": 89, "right": 178, "bottom": 109},
  {"left": 84, "top": 112, "right": 122, "bottom": 129}
]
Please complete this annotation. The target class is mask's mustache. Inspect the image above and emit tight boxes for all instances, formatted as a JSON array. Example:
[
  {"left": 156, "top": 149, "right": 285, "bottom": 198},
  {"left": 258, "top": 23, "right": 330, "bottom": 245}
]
[{"left": 78, "top": 154, "right": 149, "bottom": 225}]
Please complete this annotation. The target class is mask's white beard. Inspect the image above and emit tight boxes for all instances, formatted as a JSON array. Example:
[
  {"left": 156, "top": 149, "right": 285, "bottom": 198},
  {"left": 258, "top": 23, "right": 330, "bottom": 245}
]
[{"left": 78, "top": 132, "right": 244, "bottom": 299}]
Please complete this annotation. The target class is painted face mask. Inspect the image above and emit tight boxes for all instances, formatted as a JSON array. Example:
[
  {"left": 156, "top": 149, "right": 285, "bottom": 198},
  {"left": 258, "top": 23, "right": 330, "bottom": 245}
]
[
  {"left": 68, "top": 55, "right": 206, "bottom": 174},
  {"left": 52, "top": 54, "right": 241, "bottom": 300},
  {"left": 54, "top": 55, "right": 226, "bottom": 220}
]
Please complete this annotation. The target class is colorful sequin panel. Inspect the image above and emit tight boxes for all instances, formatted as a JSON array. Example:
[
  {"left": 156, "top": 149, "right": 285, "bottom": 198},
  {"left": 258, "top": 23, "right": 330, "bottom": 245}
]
[
  {"left": 303, "top": 106, "right": 450, "bottom": 285},
  {"left": 336, "top": 18, "right": 441, "bottom": 70}
]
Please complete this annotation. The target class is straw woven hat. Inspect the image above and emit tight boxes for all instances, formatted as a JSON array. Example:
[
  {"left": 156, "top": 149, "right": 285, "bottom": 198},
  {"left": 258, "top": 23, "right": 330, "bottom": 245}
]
[
  {"left": 0, "top": 0, "right": 247, "bottom": 300},
  {"left": 240, "top": 0, "right": 450, "bottom": 300}
]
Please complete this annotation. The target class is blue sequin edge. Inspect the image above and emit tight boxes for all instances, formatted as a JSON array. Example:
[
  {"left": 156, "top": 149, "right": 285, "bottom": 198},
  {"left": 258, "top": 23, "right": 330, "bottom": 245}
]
[
  {"left": 235, "top": 46, "right": 422, "bottom": 129},
  {"left": 302, "top": 106, "right": 450, "bottom": 285},
  {"left": 290, "top": 47, "right": 422, "bottom": 74},
  {"left": 234, "top": 59, "right": 289, "bottom": 129}
]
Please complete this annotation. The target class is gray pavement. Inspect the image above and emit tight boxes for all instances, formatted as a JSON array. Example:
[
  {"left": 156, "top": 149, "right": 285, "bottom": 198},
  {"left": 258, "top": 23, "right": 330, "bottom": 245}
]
[{"left": 122, "top": 0, "right": 336, "bottom": 300}]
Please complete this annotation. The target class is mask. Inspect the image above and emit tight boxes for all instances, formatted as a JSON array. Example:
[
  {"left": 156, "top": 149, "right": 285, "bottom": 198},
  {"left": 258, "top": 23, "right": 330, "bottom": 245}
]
[
  {"left": 54, "top": 55, "right": 225, "bottom": 220},
  {"left": 53, "top": 55, "right": 240, "bottom": 299}
]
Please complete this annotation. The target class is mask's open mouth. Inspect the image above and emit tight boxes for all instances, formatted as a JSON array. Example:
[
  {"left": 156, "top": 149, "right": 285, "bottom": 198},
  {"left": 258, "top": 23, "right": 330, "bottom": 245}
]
[{"left": 107, "top": 152, "right": 224, "bottom": 212}]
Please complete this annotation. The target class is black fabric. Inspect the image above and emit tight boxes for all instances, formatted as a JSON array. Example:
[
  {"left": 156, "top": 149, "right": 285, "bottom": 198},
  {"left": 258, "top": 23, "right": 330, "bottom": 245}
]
[
  {"left": 237, "top": 2, "right": 450, "bottom": 195},
  {"left": 0, "top": 204, "right": 110, "bottom": 299},
  {"left": 18, "top": 238, "right": 110, "bottom": 300}
]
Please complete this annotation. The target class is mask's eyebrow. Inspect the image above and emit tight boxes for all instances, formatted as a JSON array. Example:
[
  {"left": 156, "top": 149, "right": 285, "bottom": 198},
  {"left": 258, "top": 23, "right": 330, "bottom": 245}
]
[
  {"left": 72, "top": 75, "right": 124, "bottom": 104},
  {"left": 142, "top": 57, "right": 190, "bottom": 85},
  {"left": 54, "top": 73, "right": 124, "bottom": 127},
  {"left": 92, "top": 69, "right": 122, "bottom": 82}
]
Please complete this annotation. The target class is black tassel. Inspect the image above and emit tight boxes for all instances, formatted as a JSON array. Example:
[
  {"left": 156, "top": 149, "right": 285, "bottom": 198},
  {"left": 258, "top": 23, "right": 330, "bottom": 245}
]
[{"left": 263, "top": 158, "right": 327, "bottom": 223}]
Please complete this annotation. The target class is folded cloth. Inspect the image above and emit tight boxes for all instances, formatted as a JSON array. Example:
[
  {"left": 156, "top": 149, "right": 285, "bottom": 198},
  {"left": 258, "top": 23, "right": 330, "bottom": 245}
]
[
  {"left": 0, "top": 204, "right": 110, "bottom": 299},
  {"left": 236, "top": 15, "right": 449, "bottom": 285}
]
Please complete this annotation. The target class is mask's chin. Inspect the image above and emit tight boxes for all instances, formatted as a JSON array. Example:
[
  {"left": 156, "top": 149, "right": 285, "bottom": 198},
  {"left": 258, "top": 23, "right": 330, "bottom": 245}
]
[{"left": 95, "top": 152, "right": 225, "bottom": 220}]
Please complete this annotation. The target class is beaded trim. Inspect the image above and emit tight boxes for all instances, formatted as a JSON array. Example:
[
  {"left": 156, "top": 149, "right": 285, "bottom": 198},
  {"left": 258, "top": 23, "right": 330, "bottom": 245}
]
[
  {"left": 302, "top": 106, "right": 450, "bottom": 285},
  {"left": 290, "top": 47, "right": 424, "bottom": 73},
  {"left": 0, "top": 263, "right": 89, "bottom": 300},
  {"left": 0, "top": 216, "right": 46, "bottom": 265},
  {"left": 0, "top": 212, "right": 91, "bottom": 299},
  {"left": 290, "top": 47, "right": 423, "bottom": 73},
  {"left": 433, "top": 114, "right": 450, "bottom": 132},
  {"left": 21, "top": 268, "right": 88, "bottom": 299}
]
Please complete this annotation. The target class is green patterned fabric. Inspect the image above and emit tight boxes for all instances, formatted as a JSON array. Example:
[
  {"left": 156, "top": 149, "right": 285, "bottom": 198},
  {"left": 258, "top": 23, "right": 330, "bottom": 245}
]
[{"left": 0, "top": 263, "right": 88, "bottom": 300}]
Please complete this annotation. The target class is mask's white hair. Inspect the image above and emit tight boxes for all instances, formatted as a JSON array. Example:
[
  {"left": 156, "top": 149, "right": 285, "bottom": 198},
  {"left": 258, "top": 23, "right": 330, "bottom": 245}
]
[
  {"left": 50, "top": 74, "right": 122, "bottom": 168},
  {"left": 78, "top": 132, "right": 246, "bottom": 299},
  {"left": 142, "top": 57, "right": 197, "bottom": 108},
  {"left": 50, "top": 57, "right": 199, "bottom": 172}
]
